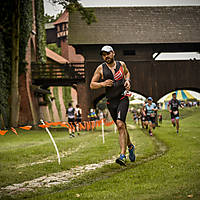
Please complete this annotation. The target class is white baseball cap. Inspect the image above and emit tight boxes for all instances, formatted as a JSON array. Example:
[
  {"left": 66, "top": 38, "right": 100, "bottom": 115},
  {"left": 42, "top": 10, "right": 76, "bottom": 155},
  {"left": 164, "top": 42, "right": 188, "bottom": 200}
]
[{"left": 100, "top": 45, "right": 114, "bottom": 55}]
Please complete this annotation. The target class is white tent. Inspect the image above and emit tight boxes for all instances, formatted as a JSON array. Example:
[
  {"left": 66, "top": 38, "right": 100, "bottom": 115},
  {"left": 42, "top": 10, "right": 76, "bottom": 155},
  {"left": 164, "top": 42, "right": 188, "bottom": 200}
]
[{"left": 130, "top": 99, "right": 145, "bottom": 104}]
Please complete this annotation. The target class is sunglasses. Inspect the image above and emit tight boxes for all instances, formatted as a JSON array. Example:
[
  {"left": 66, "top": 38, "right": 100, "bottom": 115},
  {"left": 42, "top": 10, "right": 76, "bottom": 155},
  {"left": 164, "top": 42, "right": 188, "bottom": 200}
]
[{"left": 101, "top": 51, "right": 111, "bottom": 56}]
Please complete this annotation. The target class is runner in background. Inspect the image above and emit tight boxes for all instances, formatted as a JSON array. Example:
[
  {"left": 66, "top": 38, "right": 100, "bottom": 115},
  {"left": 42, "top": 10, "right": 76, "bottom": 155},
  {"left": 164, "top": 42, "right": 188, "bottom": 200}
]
[
  {"left": 75, "top": 104, "right": 82, "bottom": 135},
  {"left": 66, "top": 103, "right": 75, "bottom": 137},
  {"left": 143, "top": 97, "right": 158, "bottom": 136},
  {"left": 167, "top": 92, "right": 184, "bottom": 134}
]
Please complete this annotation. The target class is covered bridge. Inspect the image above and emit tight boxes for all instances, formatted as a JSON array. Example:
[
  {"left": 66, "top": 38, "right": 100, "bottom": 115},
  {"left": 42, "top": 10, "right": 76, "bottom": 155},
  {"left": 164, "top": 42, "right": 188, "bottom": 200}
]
[{"left": 68, "top": 6, "right": 200, "bottom": 117}]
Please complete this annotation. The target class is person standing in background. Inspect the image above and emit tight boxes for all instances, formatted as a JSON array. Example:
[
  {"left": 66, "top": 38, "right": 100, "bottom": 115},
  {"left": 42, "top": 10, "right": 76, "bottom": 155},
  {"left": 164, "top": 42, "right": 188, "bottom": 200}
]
[
  {"left": 75, "top": 104, "right": 82, "bottom": 134},
  {"left": 66, "top": 103, "right": 75, "bottom": 137}
]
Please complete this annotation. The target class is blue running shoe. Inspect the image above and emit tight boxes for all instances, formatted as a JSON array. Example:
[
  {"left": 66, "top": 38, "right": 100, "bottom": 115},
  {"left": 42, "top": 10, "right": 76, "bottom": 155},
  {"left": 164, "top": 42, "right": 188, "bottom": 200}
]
[
  {"left": 116, "top": 154, "right": 126, "bottom": 166},
  {"left": 128, "top": 144, "right": 136, "bottom": 162}
]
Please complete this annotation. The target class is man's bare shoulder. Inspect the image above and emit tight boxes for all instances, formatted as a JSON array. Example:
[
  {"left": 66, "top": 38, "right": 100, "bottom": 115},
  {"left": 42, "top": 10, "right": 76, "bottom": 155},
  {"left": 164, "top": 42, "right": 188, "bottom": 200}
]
[
  {"left": 119, "top": 61, "right": 125, "bottom": 65},
  {"left": 95, "top": 64, "right": 103, "bottom": 74}
]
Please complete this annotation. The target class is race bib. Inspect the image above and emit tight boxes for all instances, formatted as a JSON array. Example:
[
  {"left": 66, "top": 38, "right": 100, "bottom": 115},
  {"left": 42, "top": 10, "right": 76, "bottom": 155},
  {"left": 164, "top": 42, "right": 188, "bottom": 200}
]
[
  {"left": 150, "top": 113, "right": 155, "bottom": 117},
  {"left": 173, "top": 111, "right": 178, "bottom": 115}
]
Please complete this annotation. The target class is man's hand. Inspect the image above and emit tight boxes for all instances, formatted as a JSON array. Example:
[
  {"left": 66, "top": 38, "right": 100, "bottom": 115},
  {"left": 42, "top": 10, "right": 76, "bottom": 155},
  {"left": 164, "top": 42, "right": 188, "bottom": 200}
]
[
  {"left": 124, "top": 80, "right": 131, "bottom": 90},
  {"left": 101, "top": 79, "right": 114, "bottom": 87}
]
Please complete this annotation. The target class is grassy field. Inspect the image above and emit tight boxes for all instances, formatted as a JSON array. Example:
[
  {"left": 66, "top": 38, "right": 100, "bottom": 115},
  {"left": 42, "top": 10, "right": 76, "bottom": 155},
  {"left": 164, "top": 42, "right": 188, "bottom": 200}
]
[{"left": 0, "top": 107, "right": 199, "bottom": 200}]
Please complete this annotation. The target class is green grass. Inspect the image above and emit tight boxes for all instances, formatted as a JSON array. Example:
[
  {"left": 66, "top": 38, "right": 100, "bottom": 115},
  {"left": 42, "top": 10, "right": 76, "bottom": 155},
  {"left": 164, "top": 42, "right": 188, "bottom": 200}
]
[{"left": 0, "top": 107, "right": 200, "bottom": 200}]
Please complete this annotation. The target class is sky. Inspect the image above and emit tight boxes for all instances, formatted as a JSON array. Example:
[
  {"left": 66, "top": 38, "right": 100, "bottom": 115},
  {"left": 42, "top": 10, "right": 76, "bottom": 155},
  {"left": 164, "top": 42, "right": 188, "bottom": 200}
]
[{"left": 44, "top": 0, "right": 200, "bottom": 16}]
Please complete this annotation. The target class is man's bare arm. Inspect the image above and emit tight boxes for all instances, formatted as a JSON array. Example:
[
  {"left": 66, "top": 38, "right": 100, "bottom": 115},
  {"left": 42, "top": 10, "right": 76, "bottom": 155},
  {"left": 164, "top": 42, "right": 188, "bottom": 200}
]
[
  {"left": 90, "top": 65, "right": 113, "bottom": 90},
  {"left": 121, "top": 61, "right": 131, "bottom": 90}
]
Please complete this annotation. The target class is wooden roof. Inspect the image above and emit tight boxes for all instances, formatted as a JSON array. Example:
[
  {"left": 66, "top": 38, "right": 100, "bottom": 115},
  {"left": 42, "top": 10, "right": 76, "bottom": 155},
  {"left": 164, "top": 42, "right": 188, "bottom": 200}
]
[
  {"left": 68, "top": 6, "right": 200, "bottom": 44},
  {"left": 46, "top": 47, "right": 69, "bottom": 64},
  {"left": 54, "top": 10, "right": 68, "bottom": 25}
]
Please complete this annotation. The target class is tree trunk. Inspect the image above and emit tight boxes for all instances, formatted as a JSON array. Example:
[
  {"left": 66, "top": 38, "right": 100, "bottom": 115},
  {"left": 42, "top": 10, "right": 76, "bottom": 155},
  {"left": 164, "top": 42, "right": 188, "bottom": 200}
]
[{"left": 10, "top": 0, "right": 21, "bottom": 127}]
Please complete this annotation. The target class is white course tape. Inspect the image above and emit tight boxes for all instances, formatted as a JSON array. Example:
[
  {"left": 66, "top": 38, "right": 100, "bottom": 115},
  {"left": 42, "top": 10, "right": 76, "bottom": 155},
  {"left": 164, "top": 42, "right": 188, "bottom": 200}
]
[{"left": 40, "top": 119, "right": 61, "bottom": 165}]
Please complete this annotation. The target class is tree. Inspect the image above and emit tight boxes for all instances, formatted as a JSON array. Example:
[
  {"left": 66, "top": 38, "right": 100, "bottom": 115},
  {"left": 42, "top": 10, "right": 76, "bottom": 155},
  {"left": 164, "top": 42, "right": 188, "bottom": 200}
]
[
  {"left": 47, "top": 0, "right": 96, "bottom": 24},
  {"left": 44, "top": 13, "right": 56, "bottom": 23},
  {"left": 6, "top": 0, "right": 96, "bottom": 127},
  {"left": 44, "top": 11, "right": 64, "bottom": 23},
  {"left": 10, "top": 0, "right": 21, "bottom": 127}
]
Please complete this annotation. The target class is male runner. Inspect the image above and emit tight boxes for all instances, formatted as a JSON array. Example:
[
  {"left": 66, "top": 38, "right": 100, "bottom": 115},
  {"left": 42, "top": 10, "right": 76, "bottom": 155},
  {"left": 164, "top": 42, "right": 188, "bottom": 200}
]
[
  {"left": 90, "top": 45, "right": 135, "bottom": 166},
  {"left": 75, "top": 104, "right": 82, "bottom": 134},
  {"left": 66, "top": 103, "right": 75, "bottom": 137},
  {"left": 142, "top": 97, "right": 158, "bottom": 136},
  {"left": 168, "top": 92, "right": 184, "bottom": 133}
]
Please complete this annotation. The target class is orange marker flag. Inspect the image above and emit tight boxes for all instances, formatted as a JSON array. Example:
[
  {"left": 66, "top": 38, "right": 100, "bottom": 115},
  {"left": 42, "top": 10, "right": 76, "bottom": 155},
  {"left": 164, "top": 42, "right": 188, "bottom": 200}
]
[
  {"left": 66, "top": 122, "right": 72, "bottom": 130},
  {"left": 38, "top": 124, "right": 50, "bottom": 128},
  {"left": 87, "top": 121, "right": 91, "bottom": 131},
  {"left": 44, "top": 121, "right": 52, "bottom": 126},
  {"left": 48, "top": 122, "right": 62, "bottom": 126},
  {"left": 0, "top": 130, "right": 8, "bottom": 136},
  {"left": 19, "top": 126, "right": 32, "bottom": 130},
  {"left": 79, "top": 122, "right": 86, "bottom": 130},
  {"left": 91, "top": 121, "right": 95, "bottom": 130},
  {"left": 96, "top": 120, "right": 101, "bottom": 127},
  {"left": 11, "top": 127, "right": 18, "bottom": 135},
  {"left": 60, "top": 124, "right": 70, "bottom": 129}
]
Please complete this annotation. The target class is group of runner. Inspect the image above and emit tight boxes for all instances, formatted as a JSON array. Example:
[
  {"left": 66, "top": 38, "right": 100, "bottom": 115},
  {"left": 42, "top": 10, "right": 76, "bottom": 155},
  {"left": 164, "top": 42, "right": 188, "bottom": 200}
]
[
  {"left": 66, "top": 103, "right": 82, "bottom": 137},
  {"left": 135, "top": 92, "right": 183, "bottom": 136}
]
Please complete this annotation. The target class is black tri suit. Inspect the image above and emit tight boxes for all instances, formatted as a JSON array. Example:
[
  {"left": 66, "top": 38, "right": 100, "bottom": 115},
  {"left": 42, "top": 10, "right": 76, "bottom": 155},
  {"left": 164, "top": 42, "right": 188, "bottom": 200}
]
[
  {"left": 102, "top": 61, "right": 129, "bottom": 123},
  {"left": 168, "top": 98, "right": 181, "bottom": 120}
]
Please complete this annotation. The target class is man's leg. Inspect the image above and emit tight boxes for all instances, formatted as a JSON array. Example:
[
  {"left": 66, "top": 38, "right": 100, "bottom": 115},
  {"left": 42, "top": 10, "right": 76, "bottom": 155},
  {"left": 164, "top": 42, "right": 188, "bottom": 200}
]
[
  {"left": 176, "top": 118, "right": 179, "bottom": 133},
  {"left": 145, "top": 120, "right": 148, "bottom": 129},
  {"left": 116, "top": 119, "right": 127, "bottom": 155},
  {"left": 125, "top": 124, "right": 131, "bottom": 147},
  {"left": 125, "top": 124, "right": 136, "bottom": 162},
  {"left": 171, "top": 118, "right": 176, "bottom": 127},
  {"left": 149, "top": 121, "right": 153, "bottom": 136}
]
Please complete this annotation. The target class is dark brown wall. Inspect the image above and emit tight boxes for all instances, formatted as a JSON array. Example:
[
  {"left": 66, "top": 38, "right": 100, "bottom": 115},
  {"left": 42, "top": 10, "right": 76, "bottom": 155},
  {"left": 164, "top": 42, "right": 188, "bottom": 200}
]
[
  {"left": 74, "top": 43, "right": 200, "bottom": 110},
  {"left": 86, "top": 60, "right": 200, "bottom": 105},
  {"left": 46, "top": 28, "right": 57, "bottom": 44}
]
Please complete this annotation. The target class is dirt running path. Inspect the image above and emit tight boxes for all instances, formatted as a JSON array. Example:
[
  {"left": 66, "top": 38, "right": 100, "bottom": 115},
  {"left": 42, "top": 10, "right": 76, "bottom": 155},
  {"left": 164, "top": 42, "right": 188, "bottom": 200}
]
[
  {"left": 0, "top": 156, "right": 117, "bottom": 195},
  {"left": 0, "top": 123, "right": 167, "bottom": 196}
]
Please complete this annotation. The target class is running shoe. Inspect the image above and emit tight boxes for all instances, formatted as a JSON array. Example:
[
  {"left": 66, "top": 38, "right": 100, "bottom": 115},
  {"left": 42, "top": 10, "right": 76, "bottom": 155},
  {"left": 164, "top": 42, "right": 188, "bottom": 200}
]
[
  {"left": 116, "top": 154, "right": 126, "bottom": 166},
  {"left": 177, "top": 130, "right": 179, "bottom": 134},
  {"left": 128, "top": 144, "right": 136, "bottom": 162},
  {"left": 149, "top": 130, "right": 153, "bottom": 136}
]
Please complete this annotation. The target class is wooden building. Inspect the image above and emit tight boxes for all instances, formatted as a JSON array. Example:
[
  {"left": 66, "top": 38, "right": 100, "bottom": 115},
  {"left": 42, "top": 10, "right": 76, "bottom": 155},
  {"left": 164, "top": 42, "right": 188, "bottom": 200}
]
[{"left": 68, "top": 6, "right": 200, "bottom": 115}]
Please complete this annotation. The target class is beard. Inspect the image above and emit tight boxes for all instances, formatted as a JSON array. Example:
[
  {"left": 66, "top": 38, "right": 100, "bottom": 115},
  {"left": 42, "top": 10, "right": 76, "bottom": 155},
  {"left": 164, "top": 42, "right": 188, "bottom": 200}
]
[{"left": 105, "top": 57, "right": 114, "bottom": 64}]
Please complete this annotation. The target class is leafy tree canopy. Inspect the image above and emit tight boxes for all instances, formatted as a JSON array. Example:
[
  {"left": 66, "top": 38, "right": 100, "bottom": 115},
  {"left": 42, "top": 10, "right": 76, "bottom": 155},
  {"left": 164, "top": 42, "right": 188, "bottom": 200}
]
[
  {"left": 47, "top": 0, "right": 96, "bottom": 24},
  {"left": 44, "top": 11, "right": 63, "bottom": 23}
]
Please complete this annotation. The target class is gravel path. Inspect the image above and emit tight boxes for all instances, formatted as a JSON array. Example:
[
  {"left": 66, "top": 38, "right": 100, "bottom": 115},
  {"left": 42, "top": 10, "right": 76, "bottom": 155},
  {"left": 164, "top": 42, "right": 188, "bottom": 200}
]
[
  {"left": 0, "top": 123, "right": 168, "bottom": 197},
  {"left": 0, "top": 156, "right": 117, "bottom": 195}
]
